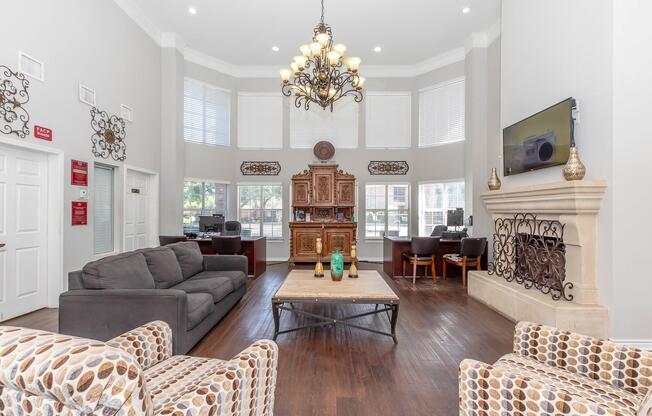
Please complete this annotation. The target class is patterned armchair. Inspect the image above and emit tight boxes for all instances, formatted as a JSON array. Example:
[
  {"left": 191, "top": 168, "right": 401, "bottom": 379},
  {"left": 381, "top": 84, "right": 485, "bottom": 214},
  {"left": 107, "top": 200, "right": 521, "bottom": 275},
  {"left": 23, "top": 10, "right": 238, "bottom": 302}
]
[
  {"left": 460, "top": 322, "right": 652, "bottom": 416},
  {"left": 0, "top": 321, "right": 278, "bottom": 415}
]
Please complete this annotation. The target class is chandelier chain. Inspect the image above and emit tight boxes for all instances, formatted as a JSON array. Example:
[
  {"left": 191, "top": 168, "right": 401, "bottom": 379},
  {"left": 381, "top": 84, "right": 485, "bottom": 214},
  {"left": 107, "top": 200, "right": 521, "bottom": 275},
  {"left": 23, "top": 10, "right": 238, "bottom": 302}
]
[{"left": 320, "top": 0, "right": 325, "bottom": 23}]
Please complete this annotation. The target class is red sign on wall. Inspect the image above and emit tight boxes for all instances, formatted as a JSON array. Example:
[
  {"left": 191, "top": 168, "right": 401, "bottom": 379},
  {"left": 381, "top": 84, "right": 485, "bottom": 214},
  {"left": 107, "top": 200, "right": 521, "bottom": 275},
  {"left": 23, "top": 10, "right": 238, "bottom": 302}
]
[
  {"left": 72, "top": 201, "right": 88, "bottom": 226},
  {"left": 71, "top": 160, "right": 88, "bottom": 186},
  {"left": 34, "top": 125, "right": 53, "bottom": 141}
]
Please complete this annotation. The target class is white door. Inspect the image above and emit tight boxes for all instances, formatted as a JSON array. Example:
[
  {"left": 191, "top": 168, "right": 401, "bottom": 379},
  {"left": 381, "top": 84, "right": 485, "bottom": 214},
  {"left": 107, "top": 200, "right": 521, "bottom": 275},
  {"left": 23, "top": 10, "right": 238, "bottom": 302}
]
[
  {"left": 0, "top": 145, "right": 48, "bottom": 321},
  {"left": 124, "top": 170, "right": 150, "bottom": 250}
]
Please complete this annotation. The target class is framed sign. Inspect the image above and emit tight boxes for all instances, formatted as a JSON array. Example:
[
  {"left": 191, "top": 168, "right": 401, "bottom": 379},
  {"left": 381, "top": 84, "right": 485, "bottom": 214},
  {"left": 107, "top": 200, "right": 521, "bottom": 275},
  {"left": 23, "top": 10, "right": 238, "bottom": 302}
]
[
  {"left": 34, "top": 125, "right": 52, "bottom": 141},
  {"left": 72, "top": 201, "right": 88, "bottom": 225},
  {"left": 71, "top": 160, "right": 88, "bottom": 186}
]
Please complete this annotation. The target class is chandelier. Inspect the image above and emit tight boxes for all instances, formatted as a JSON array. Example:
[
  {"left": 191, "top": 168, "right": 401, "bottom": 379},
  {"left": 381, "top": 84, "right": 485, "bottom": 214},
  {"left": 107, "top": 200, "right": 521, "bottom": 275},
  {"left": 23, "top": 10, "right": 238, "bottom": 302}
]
[{"left": 280, "top": 0, "right": 365, "bottom": 111}]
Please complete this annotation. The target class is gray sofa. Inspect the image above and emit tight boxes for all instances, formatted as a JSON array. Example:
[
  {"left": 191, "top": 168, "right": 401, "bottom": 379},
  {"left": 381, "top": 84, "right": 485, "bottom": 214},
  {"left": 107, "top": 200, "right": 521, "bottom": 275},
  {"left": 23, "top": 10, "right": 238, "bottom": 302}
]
[{"left": 59, "top": 241, "right": 247, "bottom": 354}]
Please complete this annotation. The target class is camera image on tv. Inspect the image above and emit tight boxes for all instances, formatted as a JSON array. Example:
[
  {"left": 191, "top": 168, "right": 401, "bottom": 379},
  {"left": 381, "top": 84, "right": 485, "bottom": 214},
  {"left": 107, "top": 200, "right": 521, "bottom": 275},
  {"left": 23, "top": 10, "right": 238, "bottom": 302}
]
[{"left": 522, "top": 130, "right": 556, "bottom": 168}]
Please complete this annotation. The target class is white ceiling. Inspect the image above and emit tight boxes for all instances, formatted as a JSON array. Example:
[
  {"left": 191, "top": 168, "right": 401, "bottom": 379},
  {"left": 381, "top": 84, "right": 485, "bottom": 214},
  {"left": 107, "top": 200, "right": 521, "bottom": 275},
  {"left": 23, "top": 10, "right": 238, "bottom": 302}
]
[{"left": 129, "top": 0, "right": 501, "bottom": 67}]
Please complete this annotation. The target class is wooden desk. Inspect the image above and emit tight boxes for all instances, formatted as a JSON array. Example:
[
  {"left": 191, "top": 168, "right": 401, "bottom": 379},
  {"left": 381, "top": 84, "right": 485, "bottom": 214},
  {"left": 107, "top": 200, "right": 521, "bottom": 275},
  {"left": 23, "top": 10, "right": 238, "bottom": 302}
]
[
  {"left": 382, "top": 236, "right": 487, "bottom": 279},
  {"left": 189, "top": 237, "right": 267, "bottom": 278}
]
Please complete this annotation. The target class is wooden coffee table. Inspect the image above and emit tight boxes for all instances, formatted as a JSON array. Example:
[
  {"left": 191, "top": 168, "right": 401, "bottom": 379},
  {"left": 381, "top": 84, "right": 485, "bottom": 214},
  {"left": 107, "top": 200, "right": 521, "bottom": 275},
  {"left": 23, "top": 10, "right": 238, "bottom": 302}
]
[{"left": 272, "top": 270, "right": 400, "bottom": 343}]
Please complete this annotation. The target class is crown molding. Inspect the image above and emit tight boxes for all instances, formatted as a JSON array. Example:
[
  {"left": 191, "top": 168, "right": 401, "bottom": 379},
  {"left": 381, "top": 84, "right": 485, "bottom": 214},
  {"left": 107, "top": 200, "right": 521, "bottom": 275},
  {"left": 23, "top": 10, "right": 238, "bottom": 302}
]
[
  {"left": 465, "top": 19, "right": 501, "bottom": 53},
  {"left": 112, "top": 0, "right": 162, "bottom": 45}
]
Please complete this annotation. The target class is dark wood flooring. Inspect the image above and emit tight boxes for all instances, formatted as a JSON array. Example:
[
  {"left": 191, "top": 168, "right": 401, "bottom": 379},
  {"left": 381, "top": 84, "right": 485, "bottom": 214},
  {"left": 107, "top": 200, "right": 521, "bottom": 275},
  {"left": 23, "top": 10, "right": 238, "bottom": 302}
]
[{"left": 5, "top": 262, "right": 515, "bottom": 415}]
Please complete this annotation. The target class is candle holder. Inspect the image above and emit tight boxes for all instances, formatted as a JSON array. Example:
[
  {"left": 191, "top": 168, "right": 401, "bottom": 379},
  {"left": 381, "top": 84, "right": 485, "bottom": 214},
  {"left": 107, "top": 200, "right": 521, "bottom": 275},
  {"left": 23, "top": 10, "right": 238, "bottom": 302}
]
[
  {"left": 314, "top": 237, "right": 324, "bottom": 277},
  {"left": 348, "top": 243, "right": 358, "bottom": 278}
]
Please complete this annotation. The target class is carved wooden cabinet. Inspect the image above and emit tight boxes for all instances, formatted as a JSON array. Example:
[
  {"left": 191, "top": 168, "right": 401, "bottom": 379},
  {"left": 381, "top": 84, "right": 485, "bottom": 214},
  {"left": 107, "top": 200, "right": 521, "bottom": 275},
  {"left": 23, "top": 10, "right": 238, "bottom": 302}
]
[{"left": 289, "top": 164, "right": 357, "bottom": 265}]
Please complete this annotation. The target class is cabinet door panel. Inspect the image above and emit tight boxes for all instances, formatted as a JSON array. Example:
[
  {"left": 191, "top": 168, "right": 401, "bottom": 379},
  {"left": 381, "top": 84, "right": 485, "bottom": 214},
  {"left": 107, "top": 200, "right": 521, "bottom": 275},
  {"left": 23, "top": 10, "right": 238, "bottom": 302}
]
[
  {"left": 293, "top": 180, "right": 311, "bottom": 206},
  {"left": 324, "top": 229, "right": 353, "bottom": 256},
  {"left": 337, "top": 181, "right": 355, "bottom": 206},
  {"left": 293, "top": 228, "right": 322, "bottom": 258},
  {"left": 312, "top": 172, "right": 335, "bottom": 206}
]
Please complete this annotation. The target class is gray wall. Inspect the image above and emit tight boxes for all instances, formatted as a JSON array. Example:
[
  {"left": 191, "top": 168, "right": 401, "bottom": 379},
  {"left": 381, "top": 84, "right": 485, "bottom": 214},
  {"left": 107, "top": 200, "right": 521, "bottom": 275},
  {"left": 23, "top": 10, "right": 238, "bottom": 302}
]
[{"left": 0, "top": 0, "right": 162, "bottom": 290}]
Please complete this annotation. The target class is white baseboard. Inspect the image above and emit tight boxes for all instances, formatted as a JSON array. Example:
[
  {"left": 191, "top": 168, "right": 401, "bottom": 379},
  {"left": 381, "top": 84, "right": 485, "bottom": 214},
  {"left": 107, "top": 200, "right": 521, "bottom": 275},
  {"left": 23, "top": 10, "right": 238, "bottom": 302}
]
[
  {"left": 359, "top": 257, "right": 383, "bottom": 263},
  {"left": 610, "top": 339, "right": 652, "bottom": 351},
  {"left": 266, "top": 257, "right": 288, "bottom": 262}
]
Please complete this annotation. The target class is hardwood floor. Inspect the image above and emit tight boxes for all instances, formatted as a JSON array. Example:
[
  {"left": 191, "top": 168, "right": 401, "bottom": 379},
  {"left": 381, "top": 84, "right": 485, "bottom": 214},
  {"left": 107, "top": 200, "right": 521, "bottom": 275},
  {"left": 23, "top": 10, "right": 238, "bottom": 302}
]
[{"left": 4, "top": 262, "right": 515, "bottom": 415}]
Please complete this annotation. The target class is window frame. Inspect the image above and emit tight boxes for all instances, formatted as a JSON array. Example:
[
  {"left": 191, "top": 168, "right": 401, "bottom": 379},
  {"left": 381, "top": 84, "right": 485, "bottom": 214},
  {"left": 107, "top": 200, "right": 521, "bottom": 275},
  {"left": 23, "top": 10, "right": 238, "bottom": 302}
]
[
  {"left": 237, "top": 182, "right": 284, "bottom": 241},
  {"left": 364, "top": 182, "right": 411, "bottom": 240},
  {"left": 417, "top": 179, "right": 465, "bottom": 237},
  {"left": 183, "top": 77, "right": 231, "bottom": 147},
  {"left": 183, "top": 178, "right": 230, "bottom": 233},
  {"left": 93, "top": 163, "right": 116, "bottom": 255},
  {"left": 418, "top": 76, "right": 466, "bottom": 148}
]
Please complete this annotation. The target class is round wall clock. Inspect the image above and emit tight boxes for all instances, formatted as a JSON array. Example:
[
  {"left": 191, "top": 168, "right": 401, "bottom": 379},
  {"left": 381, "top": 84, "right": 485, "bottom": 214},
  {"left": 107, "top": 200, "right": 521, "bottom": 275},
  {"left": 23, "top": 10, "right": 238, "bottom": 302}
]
[{"left": 313, "top": 140, "right": 335, "bottom": 161}]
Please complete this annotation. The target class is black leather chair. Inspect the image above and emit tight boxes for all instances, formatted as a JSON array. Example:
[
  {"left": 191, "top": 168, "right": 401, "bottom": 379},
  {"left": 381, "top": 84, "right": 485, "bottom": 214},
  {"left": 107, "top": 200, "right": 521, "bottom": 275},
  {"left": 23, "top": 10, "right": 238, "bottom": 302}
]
[
  {"left": 402, "top": 237, "right": 440, "bottom": 287},
  {"left": 443, "top": 237, "right": 487, "bottom": 287},
  {"left": 212, "top": 236, "right": 243, "bottom": 255},
  {"left": 430, "top": 225, "right": 448, "bottom": 237},
  {"left": 159, "top": 235, "right": 188, "bottom": 246},
  {"left": 223, "top": 221, "right": 242, "bottom": 236}
]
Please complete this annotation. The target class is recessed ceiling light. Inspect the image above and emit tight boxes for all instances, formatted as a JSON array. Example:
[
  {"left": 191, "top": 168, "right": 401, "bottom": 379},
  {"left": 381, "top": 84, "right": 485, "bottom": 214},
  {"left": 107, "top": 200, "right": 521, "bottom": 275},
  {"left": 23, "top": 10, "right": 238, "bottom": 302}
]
[
  {"left": 373, "top": 46, "right": 382, "bottom": 53},
  {"left": 188, "top": 6, "right": 197, "bottom": 15},
  {"left": 272, "top": 46, "right": 280, "bottom": 52},
  {"left": 462, "top": 6, "right": 470, "bottom": 14}
]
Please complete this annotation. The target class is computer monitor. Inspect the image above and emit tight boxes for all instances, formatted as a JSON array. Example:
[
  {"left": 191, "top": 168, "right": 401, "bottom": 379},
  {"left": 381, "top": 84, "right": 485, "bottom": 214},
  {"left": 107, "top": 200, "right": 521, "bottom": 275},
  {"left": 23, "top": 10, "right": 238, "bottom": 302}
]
[
  {"left": 199, "top": 215, "right": 224, "bottom": 233},
  {"left": 446, "top": 208, "right": 464, "bottom": 228}
]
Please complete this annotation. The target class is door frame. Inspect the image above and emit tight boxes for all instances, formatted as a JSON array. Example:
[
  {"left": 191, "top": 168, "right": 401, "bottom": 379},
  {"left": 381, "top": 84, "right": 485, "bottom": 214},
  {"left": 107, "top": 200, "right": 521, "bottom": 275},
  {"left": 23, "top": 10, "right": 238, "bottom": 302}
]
[
  {"left": 123, "top": 165, "right": 159, "bottom": 249},
  {"left": 0, "top": 137, "right": 64, "bottom": 309}
]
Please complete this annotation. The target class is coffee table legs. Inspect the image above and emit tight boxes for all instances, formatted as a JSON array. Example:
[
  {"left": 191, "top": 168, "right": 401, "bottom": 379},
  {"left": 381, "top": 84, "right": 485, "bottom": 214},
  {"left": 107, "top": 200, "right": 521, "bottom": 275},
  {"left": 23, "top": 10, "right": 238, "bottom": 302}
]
[
  {"left": 389, "top": 304, "right": 399, "bottom": 344},
  {"left": 272, "top": 300, "right": 281, "bottom": 341}
]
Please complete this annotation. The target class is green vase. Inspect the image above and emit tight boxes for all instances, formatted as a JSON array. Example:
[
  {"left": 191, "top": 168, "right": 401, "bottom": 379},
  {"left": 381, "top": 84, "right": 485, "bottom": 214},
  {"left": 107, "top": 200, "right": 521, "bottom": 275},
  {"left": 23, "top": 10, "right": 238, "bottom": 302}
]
[{"left": 330, "top": 249, "right": 344, "bottom": 281}]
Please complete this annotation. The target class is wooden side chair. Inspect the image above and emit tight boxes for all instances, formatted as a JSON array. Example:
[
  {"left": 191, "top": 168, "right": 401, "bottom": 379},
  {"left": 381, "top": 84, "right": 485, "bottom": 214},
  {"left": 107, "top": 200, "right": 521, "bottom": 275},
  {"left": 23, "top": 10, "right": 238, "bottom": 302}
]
[
  {"left": 159, "top": 235, "right": 187, "bottom": 246},
  {"left": 402, "top": 237, "right": 440, "bottom": 287},
  {"left": 443, "top": 237, "right": 487, "bottom": 287},
  {"left": 212, "top": 236, "right": 243, "bottom": 255}
]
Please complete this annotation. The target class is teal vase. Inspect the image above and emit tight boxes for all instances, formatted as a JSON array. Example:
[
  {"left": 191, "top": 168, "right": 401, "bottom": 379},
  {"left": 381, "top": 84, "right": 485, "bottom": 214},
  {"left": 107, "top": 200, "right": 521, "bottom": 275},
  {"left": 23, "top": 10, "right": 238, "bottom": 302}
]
[{"left": 330, "top": 249, "right": 344, "bottom": 281}]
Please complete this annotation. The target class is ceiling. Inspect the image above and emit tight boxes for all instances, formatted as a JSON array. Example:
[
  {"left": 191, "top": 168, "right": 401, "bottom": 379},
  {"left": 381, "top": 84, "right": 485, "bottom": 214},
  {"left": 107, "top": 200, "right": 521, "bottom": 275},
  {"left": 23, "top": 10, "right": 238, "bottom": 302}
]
[{"left": 130, "top": 0, "right": 501, "bottom": 67}]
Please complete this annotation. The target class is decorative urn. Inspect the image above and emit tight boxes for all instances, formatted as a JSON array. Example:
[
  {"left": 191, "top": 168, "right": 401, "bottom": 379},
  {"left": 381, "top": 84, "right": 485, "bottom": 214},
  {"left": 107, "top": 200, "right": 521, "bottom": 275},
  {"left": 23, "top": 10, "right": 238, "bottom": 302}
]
[
  {"left": 330, "top": 249, "right": 344, "bottom": 281},
  {"left": 562, "top": 147, "right": 586, "bottom": 181},
  {"left": 487, "top": 167, "right": 502, "bottom": 191}
]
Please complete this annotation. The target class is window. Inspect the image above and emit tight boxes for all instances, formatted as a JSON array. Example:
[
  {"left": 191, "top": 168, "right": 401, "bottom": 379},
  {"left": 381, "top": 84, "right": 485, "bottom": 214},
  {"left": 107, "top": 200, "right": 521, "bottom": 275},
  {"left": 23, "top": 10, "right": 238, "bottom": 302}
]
[
  {"left": 418, "top": 181, "right": 465, "bottom": 236},
  {"left": 237, "top": 93, "right": 283, "bottom": 149},
  {"left": 94, "top": 165, "right": 114, "bottom": 254},
  {"left": 183, "top": 181, "right": 228, "bottom": 232},
  {"left": 419, "top": 78, "right": 465, "bottom": 147},
  {"left": 365, "top": 183, "right": 409, "bottom": 239},
  {"left": 290, "top": 98, "right": 359, "bottom": 149},
  {"left": 184, "top": 77, "right": 230, "bottom": 146},
  {"left": 238, "top": 184, "right": 283, "bottom": 239},
  {"left": 365, "top": 92, "right": 411, "bottom": 148}
]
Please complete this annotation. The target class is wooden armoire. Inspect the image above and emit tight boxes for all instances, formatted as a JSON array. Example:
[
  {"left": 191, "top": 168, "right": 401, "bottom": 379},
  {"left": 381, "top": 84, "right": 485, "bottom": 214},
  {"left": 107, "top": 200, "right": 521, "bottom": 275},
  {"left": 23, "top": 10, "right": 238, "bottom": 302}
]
[{"left": 289, "top": 164, "right": 357, "bottom": 265}]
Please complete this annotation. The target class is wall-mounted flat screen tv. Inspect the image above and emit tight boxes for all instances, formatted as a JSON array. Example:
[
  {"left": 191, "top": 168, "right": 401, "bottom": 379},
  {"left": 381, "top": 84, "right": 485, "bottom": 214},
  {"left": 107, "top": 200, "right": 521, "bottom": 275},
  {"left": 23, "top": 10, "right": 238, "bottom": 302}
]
[{"left": 503, "top": 97, "right": 575, "bottom": 176}]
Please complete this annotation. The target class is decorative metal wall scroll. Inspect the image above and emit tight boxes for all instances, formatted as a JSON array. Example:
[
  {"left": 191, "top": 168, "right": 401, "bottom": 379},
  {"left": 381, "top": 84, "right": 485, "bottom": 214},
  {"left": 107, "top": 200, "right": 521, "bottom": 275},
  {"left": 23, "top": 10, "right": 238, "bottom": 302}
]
[
  {"left": 90, "top": 107, "right": 126, "bottom": 161},
  {"left": 0, "top": 65, "right": 30, "bottom": 138},
  {"left": 240, "top": 161, "right": 281, "bottom": 176},
  {"left": 488, "top": 213, "right": 572, "bottom": 301},
  {"left": 368, "top": 161, "right": 409, "bottom": 175}
]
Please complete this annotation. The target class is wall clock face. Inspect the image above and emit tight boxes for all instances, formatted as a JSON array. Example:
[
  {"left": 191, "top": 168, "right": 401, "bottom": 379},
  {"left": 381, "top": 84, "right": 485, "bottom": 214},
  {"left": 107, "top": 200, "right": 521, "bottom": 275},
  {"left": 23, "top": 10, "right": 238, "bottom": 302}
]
[{"left": 313, "top": 141, "right": 335, "bottom": 161}]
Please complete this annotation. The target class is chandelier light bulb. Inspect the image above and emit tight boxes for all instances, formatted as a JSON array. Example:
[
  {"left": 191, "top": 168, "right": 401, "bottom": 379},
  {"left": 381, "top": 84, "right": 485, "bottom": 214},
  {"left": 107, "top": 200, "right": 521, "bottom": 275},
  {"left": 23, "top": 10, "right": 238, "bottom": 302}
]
[
  {"left": 333, "top": 44, "right": 347, "bottom": 55},
  {"left": 328, "top": 88, "right": 336, "bottom": 98},
  {"left": 310, "top": 42, "right": 322, "bottom": 55},
  {"left": 279, "top": 68, "right": 292, "bottom": 82},
  {"left": 327, "top": 51, "right": 341, "bottom": 65},
  {"left": 356, "top": 76, "right": 366, "bottom": 89},
  {"left": 300, "top": 44, "right": 311, "bottom": 57},
  {"left": 290, "top": 62, "right": 299, "bottom": 73},
  {"left": 293, "top": 56, "right": 307, "bottom": 68},
  {"left": 346, "top": 57, "right": 361, "bottom": 72},
  {"left": 315, "top": 32, "right": 331, "bottom": 47}
]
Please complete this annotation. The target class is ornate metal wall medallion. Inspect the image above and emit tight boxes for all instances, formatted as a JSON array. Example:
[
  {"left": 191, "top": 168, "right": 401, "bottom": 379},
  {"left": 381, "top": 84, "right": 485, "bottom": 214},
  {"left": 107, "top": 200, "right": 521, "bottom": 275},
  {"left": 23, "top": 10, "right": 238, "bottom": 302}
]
[
  {"left": 488, "top": 213, "right": 572, "bottom": 301},
  {"left": 0, "top": 65, "right": 30, "bottom": 138},
  {"left": 240, "top": 161, "right": 281, "bottom": 176},
  {"left": 90, "top": 107, "right": 126, "bottom": 161},
  {"left": 368, "top": 161, "right": 409, "bottom": 175},
  {"left": 313, "top": 140, "right": 335, "bottom": 161}
]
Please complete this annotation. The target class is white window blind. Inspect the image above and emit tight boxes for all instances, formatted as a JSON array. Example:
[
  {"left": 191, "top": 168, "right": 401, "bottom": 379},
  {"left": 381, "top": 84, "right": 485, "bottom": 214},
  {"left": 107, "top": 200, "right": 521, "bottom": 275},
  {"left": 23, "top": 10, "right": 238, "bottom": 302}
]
[
  {"left": 365, "top": 92, "right": 411, "bottom": 148},
  {"left": 418, "top": 181, "right": 465, "bottom": 236},
  {"left": 419, "top": 78, "right": 465, "bottom": 147},
  {"left": 290, "top": 98, "right": 359, "bottom": 148},
  {"left": 184, "top": 78, "right": 230, "bottom": 146},
  {"left": 237, "top": 93, "right": 283, "bottom": 149},
  {"left": 94, "top": 165, "right": 114, "bottom": 254}
]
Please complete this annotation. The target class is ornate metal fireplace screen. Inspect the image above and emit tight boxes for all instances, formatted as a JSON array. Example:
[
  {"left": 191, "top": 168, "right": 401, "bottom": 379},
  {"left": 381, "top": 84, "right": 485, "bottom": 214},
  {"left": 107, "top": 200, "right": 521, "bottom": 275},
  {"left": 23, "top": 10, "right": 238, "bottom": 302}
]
[{"left": 489, "top": 213, "right": 573, "bottom": 301}]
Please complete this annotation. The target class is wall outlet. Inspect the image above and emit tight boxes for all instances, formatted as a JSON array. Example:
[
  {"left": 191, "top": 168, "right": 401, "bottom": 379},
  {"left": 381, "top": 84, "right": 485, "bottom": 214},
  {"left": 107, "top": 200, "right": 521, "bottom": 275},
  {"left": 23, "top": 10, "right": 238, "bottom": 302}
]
[{"left": 79, "top": 189, "right": 88, "bottom": 199}]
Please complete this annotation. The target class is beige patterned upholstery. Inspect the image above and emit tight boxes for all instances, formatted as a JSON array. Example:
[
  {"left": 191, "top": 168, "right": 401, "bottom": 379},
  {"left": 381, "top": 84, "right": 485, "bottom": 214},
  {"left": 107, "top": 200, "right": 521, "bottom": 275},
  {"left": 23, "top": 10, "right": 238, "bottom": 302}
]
[
  {"left": 460, "top": 322, "right": 652, "bottom": 416},
  {"left": 0, "top": 321, "right": 278, "bottom": 416}
]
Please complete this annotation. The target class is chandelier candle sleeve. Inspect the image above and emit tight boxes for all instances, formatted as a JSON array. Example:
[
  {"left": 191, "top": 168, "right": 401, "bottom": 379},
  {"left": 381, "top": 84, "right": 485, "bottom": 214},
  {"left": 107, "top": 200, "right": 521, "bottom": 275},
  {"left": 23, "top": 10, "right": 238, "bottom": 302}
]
[{"left": 280, "top": 0, "right": 365, "bottom": 111}]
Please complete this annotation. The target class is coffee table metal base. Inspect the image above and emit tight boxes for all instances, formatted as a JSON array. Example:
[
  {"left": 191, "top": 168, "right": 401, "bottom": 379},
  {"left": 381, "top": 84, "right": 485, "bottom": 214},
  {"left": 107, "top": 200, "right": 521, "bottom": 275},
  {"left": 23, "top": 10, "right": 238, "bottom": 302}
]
[{"left": 272, "top": 300, "right": 399, "bottom": 343}]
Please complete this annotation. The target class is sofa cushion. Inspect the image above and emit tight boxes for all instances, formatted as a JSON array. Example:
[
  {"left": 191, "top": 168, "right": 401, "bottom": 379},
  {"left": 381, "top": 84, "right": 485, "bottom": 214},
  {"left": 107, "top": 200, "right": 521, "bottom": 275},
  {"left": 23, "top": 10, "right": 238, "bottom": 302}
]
[
  {"left": 139, "top": 247, "right": 184, "bottom": 289},
  {"left": 167, "top": 242, "right": 204, "bottom": 279},
  {"left": 189, "top": 270, "right": 247, "bottom": 290},
  {"left": 82, "top": 252, "right": 155, "bottom": 289},
  {"left": 171, "top": 276, "right": 234, "bottom": 303},
  {"left": 495, "top": 353, "right": 643, "bottom": 415},
  {"left": 186, "top": 293, "right": 215, "bottom": 330}
]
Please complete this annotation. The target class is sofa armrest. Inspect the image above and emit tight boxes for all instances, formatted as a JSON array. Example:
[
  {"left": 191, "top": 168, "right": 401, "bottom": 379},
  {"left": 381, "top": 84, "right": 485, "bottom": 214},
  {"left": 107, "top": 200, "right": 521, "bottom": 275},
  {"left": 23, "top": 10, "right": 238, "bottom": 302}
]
[
  {"left": 107, "top": 321, "right": 173, "bottom": 370},
  {"left": 513, "top": 321, "right": 652, "bottom": 396},
  {"left": 203, "top": 254, "right": 248, "bottom": 275},
  {"left": 459, "top": 359, "right": 624, "bottom": 416},
  {"left": 59, "top": 289, "right": 187, "bottom": 354},
  {"left": 155, "top": 340, "right": 278, "bottom": 416}
]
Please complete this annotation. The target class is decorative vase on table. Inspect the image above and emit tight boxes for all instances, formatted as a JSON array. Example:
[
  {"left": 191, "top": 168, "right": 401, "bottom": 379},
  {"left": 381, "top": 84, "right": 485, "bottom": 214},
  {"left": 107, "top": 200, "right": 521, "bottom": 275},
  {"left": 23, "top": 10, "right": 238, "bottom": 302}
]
[
  {"left": 562, "top": 146, "right": 586, "bottom": 181},
  {"left": 314, "top": 237, "right": 324, "bottom": 278},
  {"left": 330, "top": 249, "right": 344, "bottom": 281},
  {"left": 487, "top": 167, "right": 502, "bottom": 191}
]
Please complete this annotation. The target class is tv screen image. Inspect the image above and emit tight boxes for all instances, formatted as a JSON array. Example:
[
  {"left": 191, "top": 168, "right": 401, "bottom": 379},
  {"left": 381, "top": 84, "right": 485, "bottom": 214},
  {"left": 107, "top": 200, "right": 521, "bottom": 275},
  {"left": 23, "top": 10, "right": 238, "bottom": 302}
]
[{"left": 503, "top": 97, "right": 575, "bottom": 176}]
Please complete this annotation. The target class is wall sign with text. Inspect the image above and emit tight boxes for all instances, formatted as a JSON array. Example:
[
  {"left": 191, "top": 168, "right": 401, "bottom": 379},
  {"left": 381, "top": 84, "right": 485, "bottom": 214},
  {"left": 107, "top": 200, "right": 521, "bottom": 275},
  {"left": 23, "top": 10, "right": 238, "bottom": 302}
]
[
  {"left": 71, "top": 201, "right": 88, "bottom": 225},
  {"left": 34, "top": 125, "right": 53, "bottom": 141},
  {"left": 71, "top": 160, "right": 88, "bottom": 186}
]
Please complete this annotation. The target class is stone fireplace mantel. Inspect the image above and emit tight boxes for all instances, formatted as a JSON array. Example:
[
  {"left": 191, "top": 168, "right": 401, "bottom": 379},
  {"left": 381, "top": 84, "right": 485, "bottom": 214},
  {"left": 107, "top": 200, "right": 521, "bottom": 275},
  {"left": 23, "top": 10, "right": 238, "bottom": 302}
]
[{"left": 468, "top": 180, "right": 609, "bottom": 338}]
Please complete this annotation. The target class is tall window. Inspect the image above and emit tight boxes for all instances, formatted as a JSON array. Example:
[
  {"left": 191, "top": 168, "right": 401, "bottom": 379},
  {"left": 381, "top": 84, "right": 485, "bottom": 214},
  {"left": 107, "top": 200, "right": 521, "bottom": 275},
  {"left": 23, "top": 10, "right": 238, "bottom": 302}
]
[
  {"left": 365, "top": 183, "right": 409, "bottom": 238},
  {"left": 418, "top": 181, "right": 465, "bottom": 236},
  {"left": 94, "top": 165, "right": 114, "bottom": 254},
  {"left": 238, "top": 184, "right": 283, "bottom": 239},
  {"left": 183, "top": 181, "right": 228, "bottom": 232},
  {"left": 184, "top": 77, "right": 230, "bottom": 146},
  {"left": 419, "top": 78, "right": 465, "bottom": 147}
]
